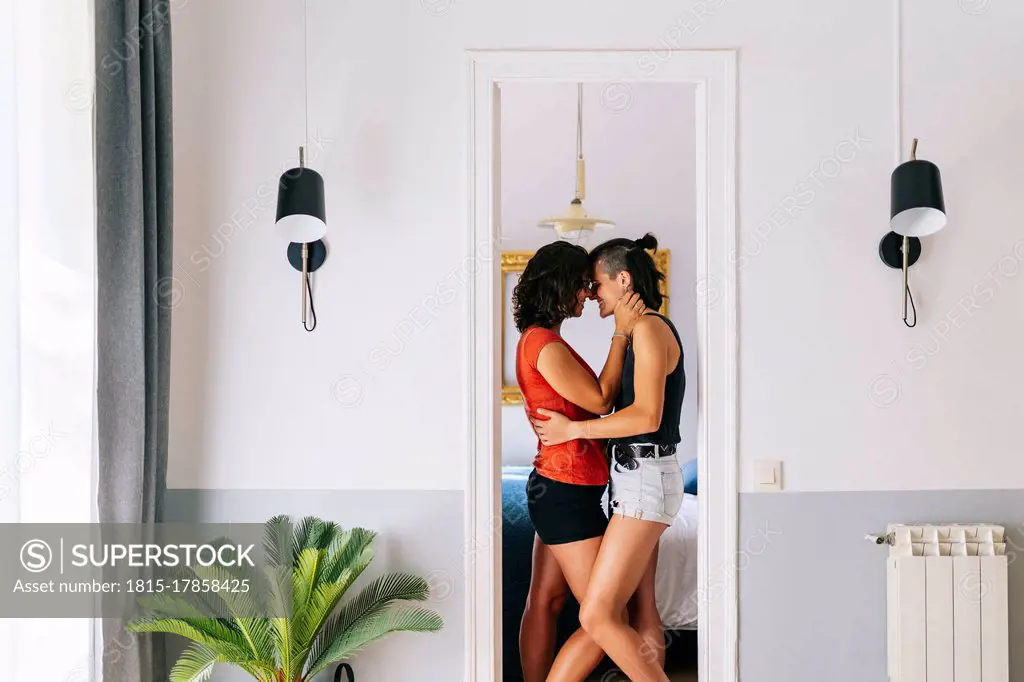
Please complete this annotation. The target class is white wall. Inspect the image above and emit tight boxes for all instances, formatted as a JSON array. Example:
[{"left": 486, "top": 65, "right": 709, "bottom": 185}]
[
  {"left": 497, "top": 81, "right": 698, "bottom": 468},
  {"left": 169, "top": 0, "right": 1024, "bottom": 495}
]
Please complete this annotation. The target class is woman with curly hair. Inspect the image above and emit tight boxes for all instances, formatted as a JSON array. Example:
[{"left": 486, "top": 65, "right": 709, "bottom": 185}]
[
  {"left": 534, "top": 233, "right": 684, "bottom": 682},
  {"left": 512, "top": 240, "right": 646, "bottom": 682}
]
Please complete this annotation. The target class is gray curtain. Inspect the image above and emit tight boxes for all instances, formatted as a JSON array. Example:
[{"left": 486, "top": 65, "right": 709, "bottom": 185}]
[{"left": 95, "top": 0, "right": 173, "bottom": 680}]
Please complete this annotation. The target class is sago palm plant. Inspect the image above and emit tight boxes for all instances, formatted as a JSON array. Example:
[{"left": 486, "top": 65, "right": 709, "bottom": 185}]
[{"left": 126, "top": 515, "right": 444, "bottom": 682}]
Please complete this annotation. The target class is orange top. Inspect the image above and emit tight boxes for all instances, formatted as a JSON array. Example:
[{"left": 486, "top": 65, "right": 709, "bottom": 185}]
[{"left": 515, "top": 327, "right": 609, "bottom": 486}]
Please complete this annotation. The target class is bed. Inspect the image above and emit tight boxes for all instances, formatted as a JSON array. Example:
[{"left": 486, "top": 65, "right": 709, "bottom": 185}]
[{"left": 501, "top": 462, "right": 698, "bottom": 680}]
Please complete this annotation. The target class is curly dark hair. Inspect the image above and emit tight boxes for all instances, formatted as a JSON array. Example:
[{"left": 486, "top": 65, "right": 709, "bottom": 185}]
[
  {"left": 512, "top": 241, "right": 591, "bottom": 333},
  {"left": 589, "top": 232, "right": 666, "bottom": 311}
]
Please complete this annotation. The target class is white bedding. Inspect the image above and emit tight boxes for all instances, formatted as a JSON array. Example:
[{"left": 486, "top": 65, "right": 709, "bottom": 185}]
[{"left": 655, "top": 492, "right": 699, "bottom": 629}]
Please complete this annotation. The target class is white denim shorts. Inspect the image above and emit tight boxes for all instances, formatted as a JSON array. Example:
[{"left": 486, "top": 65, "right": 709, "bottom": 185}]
[{"left": 609, "top": 450, "right": 684, "bottom": 526}]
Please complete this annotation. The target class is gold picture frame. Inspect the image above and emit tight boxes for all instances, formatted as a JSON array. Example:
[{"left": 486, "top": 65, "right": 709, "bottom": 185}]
[{"left": 501, "top": 248, "right": 670, "bottom": 405}]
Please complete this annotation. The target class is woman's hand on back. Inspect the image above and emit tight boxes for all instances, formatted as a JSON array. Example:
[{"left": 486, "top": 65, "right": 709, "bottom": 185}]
[
  {"left": 530, "top": 408, "right": 577, "bottom": 446},
  {"left": 613, "top": 292, "right": 647, "bottom": 336}
]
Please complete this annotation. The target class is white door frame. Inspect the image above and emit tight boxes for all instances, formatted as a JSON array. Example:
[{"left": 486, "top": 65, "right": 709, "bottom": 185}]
[{"left": 465, "top": 49, "right": 738, "bottom": 682}]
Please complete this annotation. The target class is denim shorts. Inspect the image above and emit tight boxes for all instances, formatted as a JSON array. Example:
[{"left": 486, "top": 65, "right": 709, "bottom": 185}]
[{"left": 609, "top": 451, "right": 684, "bottom": 526}]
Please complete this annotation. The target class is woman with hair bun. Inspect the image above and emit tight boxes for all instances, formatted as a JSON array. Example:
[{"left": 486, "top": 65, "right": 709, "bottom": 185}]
[
  {"left": 511, "top": 240, "right": 647, "bottom": 682},
  {"left": 534, "top": 233, "right": 685, "bottom": 682}
]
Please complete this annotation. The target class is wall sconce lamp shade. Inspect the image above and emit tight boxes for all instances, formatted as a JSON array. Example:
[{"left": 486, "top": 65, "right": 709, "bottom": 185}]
[
  {"left": 890, "top": 159, "right": 946, "bottom": 238},
  {"left": 275, "top": 166, "right": 327, "bottom": 243}
]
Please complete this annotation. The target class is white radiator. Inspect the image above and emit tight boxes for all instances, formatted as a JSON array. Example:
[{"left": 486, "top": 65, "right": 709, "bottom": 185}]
[{"left": 878, "top": 523, "right": 1009, "bottom": 682}]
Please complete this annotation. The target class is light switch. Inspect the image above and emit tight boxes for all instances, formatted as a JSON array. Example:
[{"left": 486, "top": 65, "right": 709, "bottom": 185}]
[{"left": 753, "top": 460, "right": 782, "bottom": 492}]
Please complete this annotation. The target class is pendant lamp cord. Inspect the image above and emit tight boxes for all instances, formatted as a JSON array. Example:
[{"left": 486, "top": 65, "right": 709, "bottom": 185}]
[
  {"left": 893, "top": 0, "right": 902, "bottom": 167},
  {"left": 304, "top": 272, "right": 318, "bottom": 332},
  {"left": 576, "top": 82, "right": 583, "bottom": 162},
  {"left": 575, "top": 82, "right": 583, "bottom": 201},
  {"left": 894, "top": 0, "right": 916, "bottom": 330},
  {"left": 303, "top": 0, "right": 309, "bottom": 148},
  {"left": 301, "top": 0, "right": 319, "bottom": 333}
]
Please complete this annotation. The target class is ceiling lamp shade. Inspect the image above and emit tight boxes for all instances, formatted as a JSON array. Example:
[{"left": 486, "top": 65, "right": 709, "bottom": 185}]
[
  {"left": 538, "top": 83, "right": 614, "bottom": 243},
  {"left": 537, "top": 184, "right": 615, "bottom": 241},
  {"left": 890, "top": 155, "right": 946, "bottom": 238}
]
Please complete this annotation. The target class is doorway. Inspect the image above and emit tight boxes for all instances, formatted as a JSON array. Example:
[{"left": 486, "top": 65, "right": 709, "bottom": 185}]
[{"left": 465, "top": 50, "right": 738, "bottom": 682}]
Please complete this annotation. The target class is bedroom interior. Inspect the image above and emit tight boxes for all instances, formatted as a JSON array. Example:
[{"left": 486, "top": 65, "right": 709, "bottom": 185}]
[{"left": 498, "top": 80, "right": 701, "bottom": 681}]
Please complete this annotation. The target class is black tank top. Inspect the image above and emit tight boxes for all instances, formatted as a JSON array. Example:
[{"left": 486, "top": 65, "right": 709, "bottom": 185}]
[{"left": 609, "top": 312, "right": 685, "bottom": 446}]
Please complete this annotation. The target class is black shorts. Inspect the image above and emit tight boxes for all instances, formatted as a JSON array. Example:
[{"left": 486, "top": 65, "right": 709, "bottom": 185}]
[{"left": 526, "top": 469, "right": 608, "bottom": 546}]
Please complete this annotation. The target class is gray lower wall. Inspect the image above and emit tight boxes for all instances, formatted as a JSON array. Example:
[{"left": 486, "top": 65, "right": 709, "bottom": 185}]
[
  {"left": 165, "top": 488, "right": 1024, "bottom": 681},
  {"left": 165, "top": 489, "right": 465, "bottom": 682},
  {"left": 740, "top": 490, "right": 1024, "bottom": 682}
]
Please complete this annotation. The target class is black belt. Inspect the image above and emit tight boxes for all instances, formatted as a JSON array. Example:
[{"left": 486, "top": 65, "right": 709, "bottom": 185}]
[{"left": 611, "top": 443, "right": 676, "bottom": 471}]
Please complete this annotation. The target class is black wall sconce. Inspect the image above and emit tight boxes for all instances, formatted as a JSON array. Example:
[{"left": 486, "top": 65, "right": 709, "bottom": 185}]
[
  {"left": 274, "top": 0, "right": 327, "bottom": 332},
  {"left": 277, "top": 146, "right": 327, "bottom": 332},
  {"left": 879, "top": 138, "right": 946, "bottom": 327}
]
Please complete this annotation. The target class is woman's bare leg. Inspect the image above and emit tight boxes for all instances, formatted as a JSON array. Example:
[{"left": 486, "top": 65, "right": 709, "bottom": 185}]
[
  {"left": 631, "top": 550, "right": 665, "bottom": 669},
  {"left": 520, "top": 536, "right": 569, "bottom": 682},
  {"left": 547, "top": 542, "right": 663, "bottom": 681},
  {"left": 561, "top": 515, "right": 671, "bottom": 682},
  {"left": 545, "top": 616, "right": 610, "bottom": 682},
  {"left": 539, "top": 535, "right": 612, "bottom": 682}
]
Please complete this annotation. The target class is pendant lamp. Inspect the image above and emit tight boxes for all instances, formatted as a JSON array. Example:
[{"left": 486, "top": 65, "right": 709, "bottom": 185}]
[
  {"left": 538, "top": 83, "right": 614, "bottom": 245},
  {"left": 878, "top": 138, "right": 946, "bottom": 327},
  {"left": 275, "top": 0, "right": 327, "bottom": 332}
]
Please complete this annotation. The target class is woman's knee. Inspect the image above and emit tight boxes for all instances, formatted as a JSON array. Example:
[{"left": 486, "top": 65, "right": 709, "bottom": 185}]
[
  {"left": 578, "top": 598, "right": 616, "bottom": 635},
  {"left": 630, "top": 591, "right": 661, "bottom": 625},
  {"left": 526, "top": 583, "right": 568, "bottom": 617}
]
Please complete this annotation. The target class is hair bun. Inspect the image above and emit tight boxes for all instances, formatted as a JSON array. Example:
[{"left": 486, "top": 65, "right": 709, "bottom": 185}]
[{"left": 633, "top": 233, "right": 658, "bottom": 251}]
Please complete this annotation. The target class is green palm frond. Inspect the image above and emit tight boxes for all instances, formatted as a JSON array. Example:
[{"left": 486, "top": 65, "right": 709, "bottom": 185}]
[
  {"left": 334, "top": 573, "right": 432, "bottom": 632},
  {"left": 268, "top": 615, "right": 291, "bottom": 677},
  {"left": 308, "top": 520, "right": 342, "bottom": 551},
  {"left": 128, "top": 617, "right": 254, "bottom": 661},
  {"left": 321, "top": 528, "right": 375, "bottom": 584},
  {"left": 262, "top": 515, "right": 293, "bottom": 569},
  {"left": 293, "top": 575, "right": 354, "bottom": 646},
  {"left": 304, "top": 573, "right": 433, "bottom": 676},
  {"left": 190, "top": 562, "right": 272, "bottom": 620},
  {"left": 168, "top": 643, "right": 220, "bottom": 682},
  {"left": 291, "top": 547, "right": 324, "bottom": 619},
  {"left": 290, "top": 516, "right": 322, "bottom": 565},
  {"left": 305, "top": 606, "right": 443, "bottom": 679},
  {"left": 293, "top": 544, "right": 374, "bottom": 648},
  {"left": 136, "top": 592, "right": 224, "bottom": 620},
  {"left": 187, "top": 563, "right": 276, "bottom": 666},
  {"left": 155, "top": 564, "right": 240, "bottom": 617},
  {"left": 129, "top": 515, "right": 443, "bottom": 682}
]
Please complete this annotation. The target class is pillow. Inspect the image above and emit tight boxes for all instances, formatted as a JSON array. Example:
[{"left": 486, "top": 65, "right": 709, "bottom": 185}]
[{"left": 682, "top": 457, "right": 698, "bottom": 495}]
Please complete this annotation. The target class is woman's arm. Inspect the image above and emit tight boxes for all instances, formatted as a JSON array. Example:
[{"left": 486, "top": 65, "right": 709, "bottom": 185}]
[
  {"left": 533, "top": 316, "right": 669, "bottom": 442},
  {"left": 534, "top": 293, "right": 646, "bottom": 415}
]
